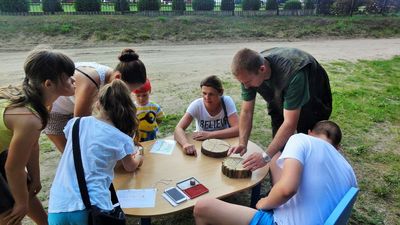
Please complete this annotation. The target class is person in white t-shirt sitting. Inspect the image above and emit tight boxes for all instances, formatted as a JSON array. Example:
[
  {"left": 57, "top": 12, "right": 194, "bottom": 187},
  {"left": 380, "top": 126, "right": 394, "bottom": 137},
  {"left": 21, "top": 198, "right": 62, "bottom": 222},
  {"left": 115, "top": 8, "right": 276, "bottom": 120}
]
[
  {"left": 174, "top": 75, "right": 239, "bottom": 156},
  {"left": 193, "top": 120, "right": 357, "bottom": 225}
]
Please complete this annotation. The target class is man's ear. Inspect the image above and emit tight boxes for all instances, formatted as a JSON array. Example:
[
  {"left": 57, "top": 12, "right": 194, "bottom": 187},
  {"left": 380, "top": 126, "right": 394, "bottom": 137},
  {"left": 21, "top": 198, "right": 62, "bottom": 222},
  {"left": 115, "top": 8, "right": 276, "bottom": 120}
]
[
  {"left": 220, "top": 89, "right": 224, "bottom": 96},
  {"left": 308, "top": 129, "right": 312, "bottom": 135}
]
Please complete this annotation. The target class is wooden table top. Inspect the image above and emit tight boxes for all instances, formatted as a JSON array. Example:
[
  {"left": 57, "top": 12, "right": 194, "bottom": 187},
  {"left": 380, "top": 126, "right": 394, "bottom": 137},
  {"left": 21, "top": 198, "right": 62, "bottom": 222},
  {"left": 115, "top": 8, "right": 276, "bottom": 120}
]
[{"left": 113, "top": 135, "right": 269, "bottom": 217}]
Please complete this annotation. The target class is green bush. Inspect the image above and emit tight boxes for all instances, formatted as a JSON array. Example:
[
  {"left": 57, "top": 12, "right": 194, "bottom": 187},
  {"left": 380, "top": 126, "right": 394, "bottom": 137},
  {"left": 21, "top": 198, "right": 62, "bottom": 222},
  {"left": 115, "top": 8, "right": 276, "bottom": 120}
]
[
  {"left": 317, "top": 0, "right": 333, "bottom": 14},
  {"left": 0, "top": 0, "right": 28, "bottom": 12},
  {"left": 283, "top": 0, "right": 301, "bottom": 10},
  {"left": 221, "top": 0, "right": 235, "bottom": 11},
  {"left": 242, "top": 0, "right": 261, "bottom": 10},
  {"left": 304, "top": 0, "right": 314, "bottom": 9},
  {"left": 75, "top": 0, "right": 101, "bottom": 12},
  {"left": 172, "top": 0, "right": 186, "bottom": 11},
  {"left": 42, "top": 0, "right": 63, "bottom": 12},
  {"left": 115, "top": 0, "right": 130, "bottom": 11},
  {"left": 265, "top": 0, "right": 278, "bottom": 10},
  {"left": 192, "top": 0, "right": 215, "bottom": 10},
  {"left": 138, "top": 0, "right": 160, "bottom": 11},
  {"left": 332, "top": 0, "right": 355, "bottom": 15}
]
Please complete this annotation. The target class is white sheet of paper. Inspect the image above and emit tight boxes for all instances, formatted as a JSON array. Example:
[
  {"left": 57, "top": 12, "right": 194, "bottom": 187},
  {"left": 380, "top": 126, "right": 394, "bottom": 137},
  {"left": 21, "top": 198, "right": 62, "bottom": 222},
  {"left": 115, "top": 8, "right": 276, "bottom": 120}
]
[
  {"left": 116, "top": 188, "right": 156, "bottom": 208},
  {"left": 150, "top": 140, "right": 176, "bottom": 155}
]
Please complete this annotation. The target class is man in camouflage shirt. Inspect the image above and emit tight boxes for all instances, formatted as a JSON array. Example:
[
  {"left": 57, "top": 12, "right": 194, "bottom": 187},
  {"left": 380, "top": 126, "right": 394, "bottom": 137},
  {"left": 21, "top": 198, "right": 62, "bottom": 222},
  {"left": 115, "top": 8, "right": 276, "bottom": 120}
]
[{"left": 228, "top": 47, "right": 332, "bottom": 171}]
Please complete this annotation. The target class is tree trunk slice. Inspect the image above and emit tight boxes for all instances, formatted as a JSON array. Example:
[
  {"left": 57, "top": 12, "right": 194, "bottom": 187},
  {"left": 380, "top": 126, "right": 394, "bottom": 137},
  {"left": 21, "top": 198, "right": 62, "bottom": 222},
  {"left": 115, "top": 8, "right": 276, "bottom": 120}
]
[
  {"left": 201, "top": 139, "right": 230, "bottom": 158},
  {"left": 221, "top": 157, "right": 252, "bottom": 179}
]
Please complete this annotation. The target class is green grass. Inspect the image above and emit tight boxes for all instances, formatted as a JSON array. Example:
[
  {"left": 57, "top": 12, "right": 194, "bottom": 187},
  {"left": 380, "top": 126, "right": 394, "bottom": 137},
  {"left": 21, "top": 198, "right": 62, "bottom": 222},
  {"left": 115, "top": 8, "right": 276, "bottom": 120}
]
[{"left": 0, "top": 15, "right": 399, "bottom": 46}]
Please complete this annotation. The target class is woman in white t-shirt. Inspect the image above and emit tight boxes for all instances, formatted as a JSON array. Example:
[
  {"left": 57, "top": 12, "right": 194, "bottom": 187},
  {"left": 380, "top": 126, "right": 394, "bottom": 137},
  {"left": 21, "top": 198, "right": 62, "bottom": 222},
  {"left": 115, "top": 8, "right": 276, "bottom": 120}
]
[
  {"left": 48, "top": 80, "right": 143, "bottom": 225},
  {"left": 174, "top": 75, "right": 239, "bottom": 156}
]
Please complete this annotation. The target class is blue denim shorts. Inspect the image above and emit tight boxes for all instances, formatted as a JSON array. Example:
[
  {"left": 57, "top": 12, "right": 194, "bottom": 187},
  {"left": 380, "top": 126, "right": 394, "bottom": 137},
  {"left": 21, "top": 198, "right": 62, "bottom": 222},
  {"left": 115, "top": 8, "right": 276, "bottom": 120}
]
[
  {"left": 48, "top": 210, "right": 89, "bottom": 225},
  {"left": 249, "top": 209, "right": 274, "bottom": 225}
]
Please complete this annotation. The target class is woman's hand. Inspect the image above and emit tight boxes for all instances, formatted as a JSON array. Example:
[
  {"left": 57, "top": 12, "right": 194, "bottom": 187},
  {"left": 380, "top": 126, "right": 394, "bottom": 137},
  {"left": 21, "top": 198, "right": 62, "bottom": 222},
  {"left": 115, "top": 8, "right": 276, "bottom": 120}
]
[
  {"left": 4, "top": 203, "right": 29, "bottom": 225},
  {"left": 192, "top": 131, "right": 211, "bottom": 141},
  {"left": 183, "top": 143, "right": 197, "bottom": 156},
  {"left": 27, "top": 177, "right": 42, "bottom": 197}
]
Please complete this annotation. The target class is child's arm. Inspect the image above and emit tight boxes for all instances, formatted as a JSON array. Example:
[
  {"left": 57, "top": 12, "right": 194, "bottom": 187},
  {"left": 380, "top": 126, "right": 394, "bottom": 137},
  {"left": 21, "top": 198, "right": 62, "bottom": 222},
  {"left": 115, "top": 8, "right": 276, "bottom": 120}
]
[
  {"left": 155, "top": 106, "right": 165, "bottom": 125},
  {"left": 174, "top": 113, "right": 197, "bottom": 156},
  {"left": 121, "top": 152, "right": 143, "bottom": 172}
]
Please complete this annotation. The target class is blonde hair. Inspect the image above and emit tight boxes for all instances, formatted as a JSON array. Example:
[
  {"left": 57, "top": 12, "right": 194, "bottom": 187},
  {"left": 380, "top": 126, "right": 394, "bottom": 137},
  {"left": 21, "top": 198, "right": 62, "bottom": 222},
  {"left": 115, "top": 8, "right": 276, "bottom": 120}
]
[{"left": 98, "top": 79, "right": 138, "bottom": 137}]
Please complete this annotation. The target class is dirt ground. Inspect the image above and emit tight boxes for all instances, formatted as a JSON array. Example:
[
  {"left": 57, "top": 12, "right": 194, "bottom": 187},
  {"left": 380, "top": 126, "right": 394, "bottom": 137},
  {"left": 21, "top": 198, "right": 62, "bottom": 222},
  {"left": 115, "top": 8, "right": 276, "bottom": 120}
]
[
  {"left": 1, "top": 38, "right": 400, "bottom": 113},
  {"left": 0, "top": 38, "right": 399, "bottom": 224}
]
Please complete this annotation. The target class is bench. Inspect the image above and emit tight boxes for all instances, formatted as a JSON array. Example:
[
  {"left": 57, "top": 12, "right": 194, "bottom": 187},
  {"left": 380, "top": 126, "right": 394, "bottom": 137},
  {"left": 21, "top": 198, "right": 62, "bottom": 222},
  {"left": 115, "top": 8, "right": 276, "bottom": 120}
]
[{"left": 324, "top": 187, "right": 359, "bottom": 225}]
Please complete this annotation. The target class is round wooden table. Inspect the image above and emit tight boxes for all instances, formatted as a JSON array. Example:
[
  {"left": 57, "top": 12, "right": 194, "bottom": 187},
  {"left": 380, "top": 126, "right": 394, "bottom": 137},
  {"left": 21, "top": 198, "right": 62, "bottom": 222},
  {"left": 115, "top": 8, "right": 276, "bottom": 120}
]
[{"left": 113, "top": 135, "right": 269, "bottom": 224}]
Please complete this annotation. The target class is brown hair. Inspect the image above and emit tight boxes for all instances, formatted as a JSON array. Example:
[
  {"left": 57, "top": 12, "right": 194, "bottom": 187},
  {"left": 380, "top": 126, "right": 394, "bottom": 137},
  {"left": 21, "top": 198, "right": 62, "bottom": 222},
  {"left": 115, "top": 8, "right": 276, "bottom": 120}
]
[
  {"left": 8, "top": 47, "right": 75, "bottom": 129},
  {"left": 312, "top": 120, "right": 342, "bottom": 147},
  {"left": 200, "top": 75, "right": 224, "bottom": 94},
  {"left": 98, "top": 79, "right": 138, "bottom": 137},
  {"left": 231, "top": 48, "right": 265, "bottom": 76},
  {"left": 115, "top": 48, "right": 147, "bottom": 85}
]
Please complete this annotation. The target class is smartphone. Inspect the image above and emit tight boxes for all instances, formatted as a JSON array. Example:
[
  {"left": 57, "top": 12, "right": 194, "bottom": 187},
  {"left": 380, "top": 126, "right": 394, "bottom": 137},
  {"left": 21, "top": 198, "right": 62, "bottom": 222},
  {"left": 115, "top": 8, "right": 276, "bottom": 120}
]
[{"left": 164, "top": 187, "right": 187, "bottom": 204}]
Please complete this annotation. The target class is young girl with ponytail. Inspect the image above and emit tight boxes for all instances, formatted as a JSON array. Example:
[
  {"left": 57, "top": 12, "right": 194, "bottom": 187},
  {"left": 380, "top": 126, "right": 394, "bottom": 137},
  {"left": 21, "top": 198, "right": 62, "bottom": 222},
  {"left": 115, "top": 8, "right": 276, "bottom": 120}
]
[
  {"left": 47, "top": 79, "right": 143, "bottom": 225},
  {"left": 44, "top": 49, "right": 147, "bottom": 152},
  {"left": 0, "top": 48, "right": 75, "bottom": 225}
]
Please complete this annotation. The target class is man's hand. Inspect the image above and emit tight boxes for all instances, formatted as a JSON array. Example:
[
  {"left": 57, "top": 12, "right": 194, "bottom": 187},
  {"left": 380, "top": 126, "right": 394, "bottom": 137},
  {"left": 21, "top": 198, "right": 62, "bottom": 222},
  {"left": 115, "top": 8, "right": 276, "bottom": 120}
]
[
  {"left": 192, "top": 131, "right": 211, "bottom": 141},
  {"left": 183, "top": 143, "right": 197, "bottom": 157},
  {"left": 4, "top": 203, "right": 28, "bottom": 225},
  {"left": 242, "top": 152, "right": 267, "bottom": 171},
  {"left": 227, "top": 144, "right": 247, "bottom": 156}
]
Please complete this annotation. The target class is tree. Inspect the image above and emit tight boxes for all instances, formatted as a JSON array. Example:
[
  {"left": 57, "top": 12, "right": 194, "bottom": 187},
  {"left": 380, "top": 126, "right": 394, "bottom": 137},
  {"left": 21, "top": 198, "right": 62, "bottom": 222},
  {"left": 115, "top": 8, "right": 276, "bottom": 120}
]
[
  {"left": 75, "top": 0, "right": 101, "bottom": 12},
  {"left": 242, "top": 0, "right": 261, "bottom": 10},
  {"left": 316, "top": 0, "right": 333, "bottom": 14},
  {"left": 0, "top": 0, "right": 29, "bottom": 12},
  {"left": 42, "top": 0, "right": 64, "bottom": 12},
  {"left": 115, "top": 0, "right": 130, "bottom": 12},
  {"left": 221, "top": 0, "right": 235, "bottom": 11},
  {"left": 138, "top": 0, "right": 160, "bottom": 11},
  {"left": 192, "top": 0, "right": 215, "bottom": 10},
  {"left": 265, "top": 0, "right": 278, "bottom": 10},
  {"left": 172, "top": 0, "right": 186, "bottom": 11}
]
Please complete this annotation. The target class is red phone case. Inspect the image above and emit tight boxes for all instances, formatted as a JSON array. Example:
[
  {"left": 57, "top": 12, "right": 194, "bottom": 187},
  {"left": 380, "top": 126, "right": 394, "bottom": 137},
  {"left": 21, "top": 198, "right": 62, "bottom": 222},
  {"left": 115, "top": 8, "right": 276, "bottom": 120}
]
[{"left": 182, "top": 183, "right": 209, "bottom": 199}]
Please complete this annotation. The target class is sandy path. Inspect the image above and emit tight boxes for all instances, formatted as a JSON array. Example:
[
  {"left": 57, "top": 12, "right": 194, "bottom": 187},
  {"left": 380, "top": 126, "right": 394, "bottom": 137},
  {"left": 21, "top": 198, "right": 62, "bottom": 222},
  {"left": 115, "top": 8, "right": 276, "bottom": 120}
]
[
  {"left": 2, "top": 38, "right": 399, "bottom": 113},
  {"left": 1, "top": 38, "right": 400, "bottom": 85}
]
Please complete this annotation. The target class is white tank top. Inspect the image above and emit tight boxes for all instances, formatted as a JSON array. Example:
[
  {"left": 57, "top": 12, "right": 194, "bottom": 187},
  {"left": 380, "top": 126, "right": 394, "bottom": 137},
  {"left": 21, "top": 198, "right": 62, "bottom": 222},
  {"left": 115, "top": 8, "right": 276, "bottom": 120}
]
[{"left": 51, "top": 62, "right": 111, "bottom": 114}]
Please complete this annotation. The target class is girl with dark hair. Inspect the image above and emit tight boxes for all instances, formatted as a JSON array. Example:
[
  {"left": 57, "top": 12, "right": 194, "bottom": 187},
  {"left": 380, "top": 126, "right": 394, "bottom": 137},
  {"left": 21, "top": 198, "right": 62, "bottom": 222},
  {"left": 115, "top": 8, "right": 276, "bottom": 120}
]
[
  {"left": 174, "top": 75, "right": 239, "bottom": 156},
  {"left": 48, "top": 80, "right": 143, "bottom": 225},
  {"left": 44, "top": 48, "right": 147, "bottom": 152},
  {"left": 0, "top": 48, "right": 75, "bottom": 225}
]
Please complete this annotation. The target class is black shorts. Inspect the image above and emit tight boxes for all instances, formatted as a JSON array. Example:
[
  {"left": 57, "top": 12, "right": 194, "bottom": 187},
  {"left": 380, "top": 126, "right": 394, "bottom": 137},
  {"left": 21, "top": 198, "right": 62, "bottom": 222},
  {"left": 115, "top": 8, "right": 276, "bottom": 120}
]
[{"left": 0, "top": 151, "right": 15, "bottom": 214}]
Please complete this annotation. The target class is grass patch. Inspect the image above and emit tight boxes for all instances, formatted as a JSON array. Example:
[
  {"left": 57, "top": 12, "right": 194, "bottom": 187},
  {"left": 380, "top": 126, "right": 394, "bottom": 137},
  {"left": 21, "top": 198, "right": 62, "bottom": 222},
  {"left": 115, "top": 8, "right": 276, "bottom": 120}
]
[{"left": 0, "top": 15, "right": 400, "bottom": 47}]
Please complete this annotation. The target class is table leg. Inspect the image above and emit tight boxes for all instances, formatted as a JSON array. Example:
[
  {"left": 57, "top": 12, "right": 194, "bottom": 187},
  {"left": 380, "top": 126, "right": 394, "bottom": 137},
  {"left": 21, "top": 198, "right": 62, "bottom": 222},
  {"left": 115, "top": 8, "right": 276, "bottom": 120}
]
[
  {"left": 140, "top": 217, "right": 151, "bottom": 225},
  {"left": 250, "top": 183, "right": 261, "bottom": 208}
]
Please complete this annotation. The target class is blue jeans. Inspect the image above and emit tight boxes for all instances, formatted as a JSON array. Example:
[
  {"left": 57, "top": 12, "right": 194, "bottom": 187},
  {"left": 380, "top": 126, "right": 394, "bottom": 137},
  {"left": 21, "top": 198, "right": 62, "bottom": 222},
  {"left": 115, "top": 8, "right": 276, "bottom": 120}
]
[
  {"left": 249, "top": 209, "right": 274, "bottom": 225},
  {"left": 48, "top": 210, "right": 89, "bottom": 225}
]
